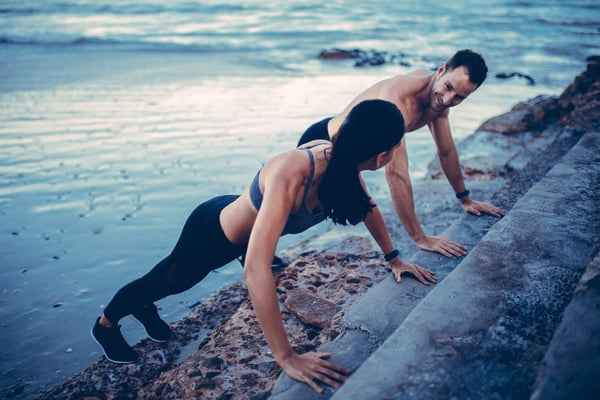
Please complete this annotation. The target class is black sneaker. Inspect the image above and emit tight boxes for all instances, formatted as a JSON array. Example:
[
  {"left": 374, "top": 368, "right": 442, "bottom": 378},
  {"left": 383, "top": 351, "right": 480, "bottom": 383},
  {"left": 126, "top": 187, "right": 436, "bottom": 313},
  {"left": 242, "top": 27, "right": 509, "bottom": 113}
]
[
  {"left": 238, "top": 254, "right": 287, "bottom": 269},
  {"left": 131, "top": 304, "right": 172, "bottom": 342},
  {"left": 91, "top": 317, "right": 138, "bottom": 364},
  {"left": 271, "top": 255, "right": 287, "bottom": 269}
]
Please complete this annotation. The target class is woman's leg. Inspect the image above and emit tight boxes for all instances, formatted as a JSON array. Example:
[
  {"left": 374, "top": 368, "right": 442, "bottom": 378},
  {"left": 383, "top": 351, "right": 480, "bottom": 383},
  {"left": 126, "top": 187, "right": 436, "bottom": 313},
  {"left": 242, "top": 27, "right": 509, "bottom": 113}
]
[
  {"left": 92, "top": 195, "right": 244, "bottom": 362},
  {"left": 102, "top": 195, "right": 244, "bottom": 324}
]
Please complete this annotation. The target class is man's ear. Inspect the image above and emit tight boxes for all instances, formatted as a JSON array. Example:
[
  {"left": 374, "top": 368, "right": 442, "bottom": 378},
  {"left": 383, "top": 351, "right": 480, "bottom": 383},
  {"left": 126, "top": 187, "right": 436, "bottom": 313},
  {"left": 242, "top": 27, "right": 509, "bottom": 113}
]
[{"left": 436, "top": 62, "right": 447, "bottom": 76}]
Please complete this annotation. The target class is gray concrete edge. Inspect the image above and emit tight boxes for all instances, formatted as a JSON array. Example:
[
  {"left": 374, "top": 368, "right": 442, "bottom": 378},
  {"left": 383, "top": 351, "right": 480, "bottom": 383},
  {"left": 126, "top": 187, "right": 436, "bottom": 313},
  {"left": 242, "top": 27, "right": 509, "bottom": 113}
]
[
  {"left": 330, "top": 130, "right": 600, "bottom": 399},
  {"left": 530, "top": 252, "right": 600, "bottom": 400}
]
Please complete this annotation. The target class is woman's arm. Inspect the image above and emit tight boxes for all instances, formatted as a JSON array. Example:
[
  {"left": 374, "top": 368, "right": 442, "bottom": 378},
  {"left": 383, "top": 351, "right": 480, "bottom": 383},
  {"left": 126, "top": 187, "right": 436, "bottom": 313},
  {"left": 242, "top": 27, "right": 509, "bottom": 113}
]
[
  {"left": 360, "top": 176, "right": 437, "bottom": 286},
  {"left": 243, "top": 153, "right": 350, "bottom": 393}
]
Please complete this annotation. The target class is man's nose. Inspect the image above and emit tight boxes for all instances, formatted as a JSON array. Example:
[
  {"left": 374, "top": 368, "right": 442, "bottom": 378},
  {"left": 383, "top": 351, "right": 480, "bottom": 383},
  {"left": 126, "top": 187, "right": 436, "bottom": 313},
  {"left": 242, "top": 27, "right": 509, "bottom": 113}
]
[{"left": 442, "top": 93, "right": 453, "bottom": 106}]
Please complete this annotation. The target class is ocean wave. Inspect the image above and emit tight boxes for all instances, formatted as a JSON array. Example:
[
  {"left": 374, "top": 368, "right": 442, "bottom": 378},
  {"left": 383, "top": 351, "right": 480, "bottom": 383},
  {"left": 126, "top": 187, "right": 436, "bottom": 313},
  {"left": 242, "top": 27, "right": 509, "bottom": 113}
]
[
  {"left": 536, "top": 17, "right": 600, "bottom": 27},
  {"left": 0, "top": 34, "right": 259, "bottom": 55},
  {"left": 0, "top": 2, "right": 252, "bottom": 16},
  {"left": 0, "top": 35, "right": 120, "bottom": 46}
]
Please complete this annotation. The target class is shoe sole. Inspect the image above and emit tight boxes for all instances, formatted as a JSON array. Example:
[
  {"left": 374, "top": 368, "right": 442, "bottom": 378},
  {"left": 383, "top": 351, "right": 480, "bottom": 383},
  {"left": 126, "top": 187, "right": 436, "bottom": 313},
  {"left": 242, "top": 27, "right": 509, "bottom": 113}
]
[
  {"left": 238, "top": 255, "right": 287, "bottom": 269},
  {"left": 130, "top": 315, "right": 170, "bottom": 343},
  {"left": 90, "top": 327, "right": 137, "bottom": 364}
]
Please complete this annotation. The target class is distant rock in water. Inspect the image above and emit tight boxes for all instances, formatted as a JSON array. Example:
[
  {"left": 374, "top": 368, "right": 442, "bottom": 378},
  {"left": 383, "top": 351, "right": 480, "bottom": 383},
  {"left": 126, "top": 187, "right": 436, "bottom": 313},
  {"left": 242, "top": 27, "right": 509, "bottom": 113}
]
[
  {"left": 318, "top": 48, "right": 411, "bottom": 67},
  {"left": 496, "top": 72, "right": 536, "bottom": 85}
]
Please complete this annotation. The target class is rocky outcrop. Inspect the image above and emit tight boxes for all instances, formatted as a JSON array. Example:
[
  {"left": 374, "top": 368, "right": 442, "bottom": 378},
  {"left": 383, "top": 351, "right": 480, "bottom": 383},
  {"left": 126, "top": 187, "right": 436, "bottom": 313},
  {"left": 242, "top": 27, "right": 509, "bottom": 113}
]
[
  {"left": 557, "top": 56, "right": 600, "bottom": 129},
  {"left": 479, "top": 56, "right": 600, "bottom": 134}
]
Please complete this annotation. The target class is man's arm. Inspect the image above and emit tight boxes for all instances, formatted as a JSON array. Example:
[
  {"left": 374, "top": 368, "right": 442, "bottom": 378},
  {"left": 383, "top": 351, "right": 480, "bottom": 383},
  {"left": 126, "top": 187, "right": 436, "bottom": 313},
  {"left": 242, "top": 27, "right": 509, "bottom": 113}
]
[
  {"left": 428, "top": 115, "right": 505, "bottom": 218},
  {"left": 385, "top": 136, "right": 468, "bottom": 257}
]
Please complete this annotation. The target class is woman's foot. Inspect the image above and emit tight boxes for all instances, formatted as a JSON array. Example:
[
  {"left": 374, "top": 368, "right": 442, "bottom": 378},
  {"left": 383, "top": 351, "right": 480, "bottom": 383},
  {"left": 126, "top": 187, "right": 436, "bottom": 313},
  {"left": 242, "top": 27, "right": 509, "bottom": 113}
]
[
  {"left": 131, "top": 304, "right": 172, "bottom": 342},
  {"left": 91, "top": 317, "right": 138, "bottom": 363}
]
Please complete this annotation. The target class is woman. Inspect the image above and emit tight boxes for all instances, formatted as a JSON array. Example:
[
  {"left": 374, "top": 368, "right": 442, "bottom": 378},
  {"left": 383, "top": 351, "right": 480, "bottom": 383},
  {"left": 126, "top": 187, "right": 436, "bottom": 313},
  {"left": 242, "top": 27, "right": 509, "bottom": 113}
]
[{"left": 91, "top": 99, "right": 436, "bottom": 393}]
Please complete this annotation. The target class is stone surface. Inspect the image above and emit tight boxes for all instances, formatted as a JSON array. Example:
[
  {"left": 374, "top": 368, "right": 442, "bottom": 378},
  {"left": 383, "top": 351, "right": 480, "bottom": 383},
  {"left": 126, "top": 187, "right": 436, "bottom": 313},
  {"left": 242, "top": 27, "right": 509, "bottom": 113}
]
[
  {"left": 272, "top": 57, "right": 600, "bottom": 399},
  {"left": 530, "top": 253, "right": 600, "bottom": 400},
  {"left": 477, "top": 95, "right": 562, "bottom": 134},
  {"left": 284, "top": 288, "right": 341, "bottom": 329},
  {"left": 329, "top": 130, "right": 600, "bottom": 400}
]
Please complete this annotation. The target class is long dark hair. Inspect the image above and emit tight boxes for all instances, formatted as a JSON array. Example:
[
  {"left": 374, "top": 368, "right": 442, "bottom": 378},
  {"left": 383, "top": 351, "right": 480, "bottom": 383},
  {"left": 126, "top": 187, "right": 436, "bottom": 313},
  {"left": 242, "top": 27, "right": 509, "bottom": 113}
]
[{"left": 318, "top": 99, "right": 405, "bottom": 225}]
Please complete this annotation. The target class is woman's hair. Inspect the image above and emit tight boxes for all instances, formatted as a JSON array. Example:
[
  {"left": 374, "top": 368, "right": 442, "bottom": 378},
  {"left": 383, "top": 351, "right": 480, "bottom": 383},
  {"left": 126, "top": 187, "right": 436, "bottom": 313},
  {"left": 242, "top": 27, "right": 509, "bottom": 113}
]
[{"left": 318, "top": 99, "right": 405, "bottom": 225}]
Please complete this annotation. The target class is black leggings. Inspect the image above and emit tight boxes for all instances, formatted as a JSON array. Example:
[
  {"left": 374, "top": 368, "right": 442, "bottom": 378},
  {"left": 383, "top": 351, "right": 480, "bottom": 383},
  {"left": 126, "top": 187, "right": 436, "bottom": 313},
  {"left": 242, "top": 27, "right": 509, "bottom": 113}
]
[
  {"left": 103, "top": 195, "right": 245, "bottom": 324},
  {"left": 297, "top": 117, "right": 333, "bottom": 147}
]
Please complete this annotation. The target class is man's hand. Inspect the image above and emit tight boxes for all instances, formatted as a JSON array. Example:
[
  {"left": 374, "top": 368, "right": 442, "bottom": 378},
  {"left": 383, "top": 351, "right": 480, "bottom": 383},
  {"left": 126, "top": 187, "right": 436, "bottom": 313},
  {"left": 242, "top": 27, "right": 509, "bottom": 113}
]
[
  {"left": 415, "top": 235, "right": 467, "bottom": 257},
  {"left": 460, "top": 199, "right": 505, "bottom": 218},
  {"left": 280, "top": 351, "right": 351, "bottom": 394},
  {"left": 390, "top": 258, "right": 437, "bottom": 285}
]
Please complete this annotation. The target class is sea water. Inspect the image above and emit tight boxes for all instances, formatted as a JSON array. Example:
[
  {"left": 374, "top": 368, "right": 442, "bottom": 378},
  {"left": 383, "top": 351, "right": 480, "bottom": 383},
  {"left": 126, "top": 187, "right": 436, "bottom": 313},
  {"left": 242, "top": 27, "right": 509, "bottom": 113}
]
[{"left": 0, "top": 0, "right": 598, "bottom": 397}]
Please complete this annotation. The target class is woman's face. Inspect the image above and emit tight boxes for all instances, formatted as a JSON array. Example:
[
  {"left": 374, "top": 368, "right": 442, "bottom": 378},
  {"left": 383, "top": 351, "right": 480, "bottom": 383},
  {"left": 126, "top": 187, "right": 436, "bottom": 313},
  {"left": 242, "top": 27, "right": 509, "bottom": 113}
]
[
  {"left": 359, "top": 143, "right": 400, "bottom": 171},
  {"left": 378, "top": 144, "right": 399, "bottom": 167}
]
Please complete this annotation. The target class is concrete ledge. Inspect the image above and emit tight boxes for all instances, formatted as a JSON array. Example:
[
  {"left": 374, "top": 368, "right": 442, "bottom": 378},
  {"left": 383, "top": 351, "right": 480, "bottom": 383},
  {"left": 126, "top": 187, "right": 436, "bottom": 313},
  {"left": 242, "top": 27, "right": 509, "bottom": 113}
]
[
  {"left": 269, "top": 126, "right": 586, "bottom": 399},
  {"left": 530, "top": 253, "right": 600, "bottom": 400},
  {"left": 330, "top": 131, "right": 600, "bottom": 399}
]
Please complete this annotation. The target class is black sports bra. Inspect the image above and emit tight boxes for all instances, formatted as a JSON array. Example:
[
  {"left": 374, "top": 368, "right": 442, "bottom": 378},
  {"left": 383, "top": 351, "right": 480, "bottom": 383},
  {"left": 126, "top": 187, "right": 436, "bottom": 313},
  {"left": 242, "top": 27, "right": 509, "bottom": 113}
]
[{"left": 249, "top": 143, "right": 327, "bottom": 235}]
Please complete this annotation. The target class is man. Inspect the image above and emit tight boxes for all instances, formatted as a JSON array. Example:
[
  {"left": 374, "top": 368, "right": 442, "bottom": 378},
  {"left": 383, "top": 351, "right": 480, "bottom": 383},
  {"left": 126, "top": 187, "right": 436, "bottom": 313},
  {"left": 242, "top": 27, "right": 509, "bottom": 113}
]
[{"left": 298, "top": 49, "right": 505, "bottom": 257}]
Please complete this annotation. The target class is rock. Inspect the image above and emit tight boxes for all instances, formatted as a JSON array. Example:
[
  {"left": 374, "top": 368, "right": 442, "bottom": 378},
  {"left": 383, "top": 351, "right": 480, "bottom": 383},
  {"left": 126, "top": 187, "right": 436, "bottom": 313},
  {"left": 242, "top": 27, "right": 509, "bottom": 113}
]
[
  {"left": 477, "top": 95, "right": 561, "bottom": 134},
  {"left": 284, "top": 288, "right": 342, "bottom": 328},
  {"left": 557, "top": 57, "right": 600, "bottom": 129},
  {"left": 318, "top": 48, "right": 410, "bottom": 68},
  {"left": 479, "top": 55, "right": 600, "bottom": 134},
  {"left": 318, "top": 48, "right": 363, "bottom": 60},
  {"left": 496, "top": 72, "right": 536, "bottom": 85}
]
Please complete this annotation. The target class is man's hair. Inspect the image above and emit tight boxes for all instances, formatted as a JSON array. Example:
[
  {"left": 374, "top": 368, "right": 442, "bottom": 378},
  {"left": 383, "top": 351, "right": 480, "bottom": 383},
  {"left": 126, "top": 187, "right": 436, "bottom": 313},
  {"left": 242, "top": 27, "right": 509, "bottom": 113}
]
[{"left": 446, "top": 49, "right": 488, "bottom": 87}]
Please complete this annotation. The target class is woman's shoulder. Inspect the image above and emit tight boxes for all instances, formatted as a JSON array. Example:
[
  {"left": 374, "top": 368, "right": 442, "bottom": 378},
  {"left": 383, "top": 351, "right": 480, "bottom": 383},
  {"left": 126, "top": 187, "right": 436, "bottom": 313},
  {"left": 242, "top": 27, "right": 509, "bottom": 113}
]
[
  {"left": 264, "top": 144, "right": 329, "bottom": 182},
  {"left": 262, "top": 148, "right": 311, "bottom": 179}
]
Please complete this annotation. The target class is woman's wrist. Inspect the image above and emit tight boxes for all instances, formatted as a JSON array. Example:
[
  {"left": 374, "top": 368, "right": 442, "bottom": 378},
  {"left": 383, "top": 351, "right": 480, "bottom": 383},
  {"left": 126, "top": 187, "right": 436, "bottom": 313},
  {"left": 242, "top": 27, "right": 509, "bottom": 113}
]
[{"left": 384, "top": 249, "right": 400, "bottom": 262}]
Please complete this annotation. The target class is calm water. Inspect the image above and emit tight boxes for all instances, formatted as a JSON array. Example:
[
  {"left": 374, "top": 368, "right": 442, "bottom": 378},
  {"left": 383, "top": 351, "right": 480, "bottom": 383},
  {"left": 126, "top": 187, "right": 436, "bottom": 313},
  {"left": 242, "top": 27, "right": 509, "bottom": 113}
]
[
  {"left": 0, "top": 0, "right": 598, "bottom": 398},
  {"left": 1, "top": 0, "right": 597, "bottom": 81}
]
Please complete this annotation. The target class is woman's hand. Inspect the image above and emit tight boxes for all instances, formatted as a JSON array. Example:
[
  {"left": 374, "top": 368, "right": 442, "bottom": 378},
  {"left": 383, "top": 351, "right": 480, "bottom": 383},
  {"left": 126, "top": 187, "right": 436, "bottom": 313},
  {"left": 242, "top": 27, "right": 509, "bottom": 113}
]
[
  {"left": 279, "top": 351, "right": 351, "bottom": 393},
  {"left": 389, "top": 258, "right": 437, "bottom": 285}
]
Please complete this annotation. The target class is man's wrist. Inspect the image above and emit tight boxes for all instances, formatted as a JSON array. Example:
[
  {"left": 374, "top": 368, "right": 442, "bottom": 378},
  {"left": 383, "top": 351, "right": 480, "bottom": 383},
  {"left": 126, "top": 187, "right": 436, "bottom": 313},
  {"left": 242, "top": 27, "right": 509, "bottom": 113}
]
[{"left": 455, "top": 189, "right": 470, "bottom": 199}]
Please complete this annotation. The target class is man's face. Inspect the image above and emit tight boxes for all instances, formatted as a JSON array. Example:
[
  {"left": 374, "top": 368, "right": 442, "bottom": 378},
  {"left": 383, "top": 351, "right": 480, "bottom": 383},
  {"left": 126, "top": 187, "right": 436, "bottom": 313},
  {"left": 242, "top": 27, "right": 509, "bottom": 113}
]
[{"left": 430, "top": 65, "right": 478, "bottom": 112}]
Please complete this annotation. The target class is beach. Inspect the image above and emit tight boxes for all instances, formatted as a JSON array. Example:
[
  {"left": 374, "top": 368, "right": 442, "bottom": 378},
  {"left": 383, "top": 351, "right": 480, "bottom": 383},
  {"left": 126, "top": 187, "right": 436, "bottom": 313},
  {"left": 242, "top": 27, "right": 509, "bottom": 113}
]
[{"left": 1, "top": 1, "right": 598, "bottom": 398}]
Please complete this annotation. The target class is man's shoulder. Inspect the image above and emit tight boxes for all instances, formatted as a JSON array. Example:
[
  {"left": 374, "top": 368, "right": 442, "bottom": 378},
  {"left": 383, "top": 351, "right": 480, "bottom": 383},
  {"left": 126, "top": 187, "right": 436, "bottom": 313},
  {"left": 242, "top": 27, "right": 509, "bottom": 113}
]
[
  {"left": 386, "top": 70, "right": 431, "bottom": 96},
  {"left": 389, "top": 69, "right": 430, "bottom": 81}
]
